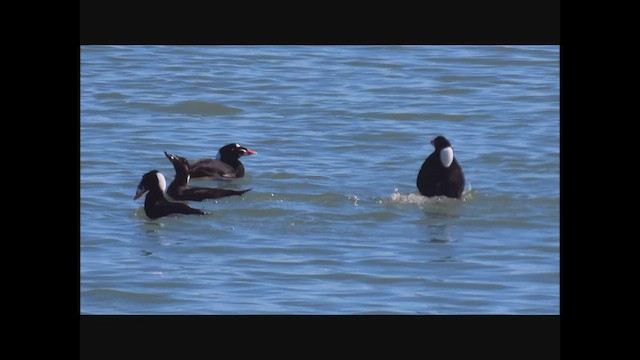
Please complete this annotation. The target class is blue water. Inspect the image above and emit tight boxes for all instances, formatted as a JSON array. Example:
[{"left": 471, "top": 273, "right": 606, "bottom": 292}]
[{"left": 80, "top": 45, "right": 559, "bottom": 314}]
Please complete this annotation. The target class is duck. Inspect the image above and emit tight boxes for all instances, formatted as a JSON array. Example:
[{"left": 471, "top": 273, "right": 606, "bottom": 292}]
[
  {"left": 164, "top": 151, "right": 251, "bottom": 201},
  {"left": 188, "top": 143, "right": 256, "bottom": 179},
  {"left": 416, "top": 135, "right": 465, "bottom": 198},
  {"left": 134, "top": 170, "right": 206, "bottom": 219}
]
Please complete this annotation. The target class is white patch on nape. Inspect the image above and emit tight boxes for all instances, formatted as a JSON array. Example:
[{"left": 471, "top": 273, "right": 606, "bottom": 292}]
[
  {"left": 440, "top": 147, "right": 454, "bottom": 168},
  {"left": 186, "top": 174, "right": 191, "bottom": 184},
  {"left": 155, "top": 172, "right": 167, "bottom": 191}
]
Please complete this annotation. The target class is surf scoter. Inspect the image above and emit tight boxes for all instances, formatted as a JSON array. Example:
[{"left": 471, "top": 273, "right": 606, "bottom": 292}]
[
  {"left": 164, "top": 151, "right": 251, "bottom": 201},
  {"left": 188, "top": 143, "right": 256, "bottom": 179},
  {"left": 134, "top": 170, "right": 206, "bottom": 219},
  {"left": 416, "top": 135, "right": 465, "bottom": 198}
]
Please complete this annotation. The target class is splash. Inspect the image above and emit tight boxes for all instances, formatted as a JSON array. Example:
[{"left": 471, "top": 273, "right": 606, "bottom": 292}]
[
  {"left": 389, "top": 186, "right": 475, "bottom": 204},
  {"left": 390, "top": 190, "right": 432, "bottom": 204}
]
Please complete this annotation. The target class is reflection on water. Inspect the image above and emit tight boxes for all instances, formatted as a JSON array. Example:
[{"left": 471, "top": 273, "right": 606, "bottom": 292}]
[
  {"left": 138, "top": 221, "right": 172, "bottom": 247},
  {"left": 427, "top": 224, "right": 454, "bottom": 243},
  {"left": 407, "top": 197, "right": 462, "bottom": 244}
]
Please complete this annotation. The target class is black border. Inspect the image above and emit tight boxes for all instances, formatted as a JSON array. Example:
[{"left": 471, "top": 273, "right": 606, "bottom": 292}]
[
  {"left": 80, "top": 316, "right": 560, "bottom": 357},
  {"left": 80, "top": 1, "right": 560, "bottom": 45}
]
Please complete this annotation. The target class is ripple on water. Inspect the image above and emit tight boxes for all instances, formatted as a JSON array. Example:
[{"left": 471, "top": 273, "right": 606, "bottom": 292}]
[
  {"left": 125, "top": 100, "right": 243, "bottom": 116},
  {"left": 81, "top": 45, "right": 559, "bottom": 314}
]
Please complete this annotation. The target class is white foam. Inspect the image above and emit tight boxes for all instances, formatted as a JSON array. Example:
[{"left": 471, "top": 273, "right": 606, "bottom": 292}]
[
  {"left": 390, "top": 191, "right": 433, "bottom": 204},
  {"left": 389, "top": 186, "right": 474, "bottom": 204}
]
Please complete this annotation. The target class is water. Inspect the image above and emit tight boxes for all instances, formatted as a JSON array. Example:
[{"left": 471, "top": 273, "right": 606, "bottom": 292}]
[{"left": 80, "top": 45, "right": 559, "bottom": 314}]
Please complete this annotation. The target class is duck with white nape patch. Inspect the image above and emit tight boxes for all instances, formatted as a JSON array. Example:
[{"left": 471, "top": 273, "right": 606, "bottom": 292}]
[
  {"left": 134, "top": 170, "right": 207, "bottom": 219},
  {"left": 187, "top": 143, "right": 256, "bottom": 180},
  {"left": 416, "top": 135, "right": 465, "bottom": 199}
]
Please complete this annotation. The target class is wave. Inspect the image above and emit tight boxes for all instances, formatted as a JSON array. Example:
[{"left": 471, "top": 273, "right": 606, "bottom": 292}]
[
  {"left": 165, "top": 100, "right": 244, "bottom": 116},
  {"left": 126, "top": 100, "right": 243, "bottom": 116}
]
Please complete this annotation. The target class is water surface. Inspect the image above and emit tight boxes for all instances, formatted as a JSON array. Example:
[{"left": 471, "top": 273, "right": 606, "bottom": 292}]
[{"left": 81, "top": 45, "right": 559, "bottom": 314}]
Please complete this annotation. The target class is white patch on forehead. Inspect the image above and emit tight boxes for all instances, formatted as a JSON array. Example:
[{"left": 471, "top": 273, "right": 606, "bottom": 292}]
[
  {"left": 440, "top": 147, "right": 454, "bottom": 168},
  {"left": 235, "top": 143, "right": 240, "bottom": 148},
  {"left": 156, "top": 172, "right": 167, "bottom": 191}
]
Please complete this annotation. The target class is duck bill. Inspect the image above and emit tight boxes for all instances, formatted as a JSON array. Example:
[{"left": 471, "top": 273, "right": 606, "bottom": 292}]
[
  {"left": 134, "top": 186, "right": 146, "bottom": 200},
  {"left": 244, "top": 148, "right": 257, "bottom": 156},
  {"left": 164, "top": 151, "right": 177, "bottom": 161}
]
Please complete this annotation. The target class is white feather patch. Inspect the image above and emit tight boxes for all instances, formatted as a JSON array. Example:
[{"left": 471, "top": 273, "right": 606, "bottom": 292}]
[
  {"left": 187, "top": 174, "right": 191, "bottom": 184},
  {"left": 440, "top": 147, "right": 454, "bottom": 168},
  {"left": 156, "top": 172, "right": 167, "bottom": 191}
]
